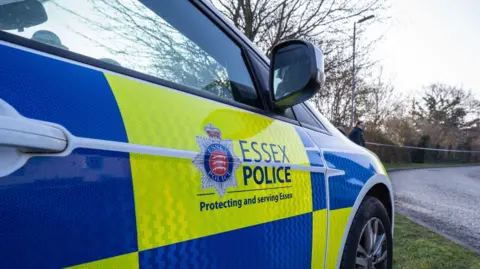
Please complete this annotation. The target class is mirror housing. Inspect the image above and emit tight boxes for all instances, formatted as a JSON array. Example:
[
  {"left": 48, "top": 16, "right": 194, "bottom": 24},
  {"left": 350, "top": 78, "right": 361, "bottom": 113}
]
[
  {"left": 0, "top": 0, "right": 47, "bottom": 32},
  {"left": 270, "top": 40, "right": 325, "bottom": 110}
]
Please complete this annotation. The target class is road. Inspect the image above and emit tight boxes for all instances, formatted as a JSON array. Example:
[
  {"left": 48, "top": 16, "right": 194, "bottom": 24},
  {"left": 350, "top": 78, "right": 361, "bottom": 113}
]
[{"left": 391, "top": 166, "right": 480, "bottom": 252}]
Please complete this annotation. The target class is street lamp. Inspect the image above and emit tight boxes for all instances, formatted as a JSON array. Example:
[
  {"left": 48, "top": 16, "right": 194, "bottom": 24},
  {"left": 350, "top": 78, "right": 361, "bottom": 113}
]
[{"left": 351, "top": 15, "right": 374, "bottom": 128}]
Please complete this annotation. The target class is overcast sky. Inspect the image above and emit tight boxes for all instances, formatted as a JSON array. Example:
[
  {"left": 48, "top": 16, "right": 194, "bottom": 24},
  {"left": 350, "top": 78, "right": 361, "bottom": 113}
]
[{"left": 368, "top": 0, "right": 480, "bottom": 98}]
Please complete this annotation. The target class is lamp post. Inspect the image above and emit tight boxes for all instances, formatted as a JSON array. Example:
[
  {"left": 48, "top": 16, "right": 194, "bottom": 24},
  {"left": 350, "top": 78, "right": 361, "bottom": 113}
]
[{"left": 351, "top": 15, "right": 374, "bottom": 128}]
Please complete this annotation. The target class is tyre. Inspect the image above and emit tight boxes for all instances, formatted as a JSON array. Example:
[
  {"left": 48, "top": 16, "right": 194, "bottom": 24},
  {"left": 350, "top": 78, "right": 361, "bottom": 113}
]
[{"left": 340, "top": 196, "right": 393, "bottom": 269}]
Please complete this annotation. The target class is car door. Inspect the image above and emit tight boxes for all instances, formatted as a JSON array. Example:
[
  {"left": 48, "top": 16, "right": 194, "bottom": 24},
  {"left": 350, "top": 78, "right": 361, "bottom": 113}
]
[{"left": 0, "top": 0, "right": 326, "bottom": 268}]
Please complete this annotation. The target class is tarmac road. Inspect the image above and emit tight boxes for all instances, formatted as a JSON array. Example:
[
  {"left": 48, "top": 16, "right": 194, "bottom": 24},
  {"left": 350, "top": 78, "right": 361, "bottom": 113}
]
[{"left": 391, "top": 166, "right": 480, "bottom": 252}]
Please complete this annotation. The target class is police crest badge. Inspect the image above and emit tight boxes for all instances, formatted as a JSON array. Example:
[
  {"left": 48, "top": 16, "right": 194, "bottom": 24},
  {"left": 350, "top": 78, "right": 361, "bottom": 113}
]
[{"left": 193, "top": 123, "right": 242, "bottom": 197}]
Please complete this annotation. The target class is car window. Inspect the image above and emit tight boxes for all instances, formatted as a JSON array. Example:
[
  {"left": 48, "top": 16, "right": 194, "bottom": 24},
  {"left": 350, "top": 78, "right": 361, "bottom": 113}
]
[
  {"left": 3, "top": 0, "right": 261, "bottom": 108},
  {"left": 293, "top": 104, "right": 326, "bottom": 131}
]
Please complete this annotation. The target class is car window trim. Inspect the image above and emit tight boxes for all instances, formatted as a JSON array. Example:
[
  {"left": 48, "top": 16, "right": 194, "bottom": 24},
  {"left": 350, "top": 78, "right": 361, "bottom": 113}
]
[
  {"left": 243, "top": 49, "right": 272, "bottom": 110},
  {"left": 299, "top": 122, "right": 331, "bottom": 135},
  {"left": 240, "top": 47, "right": 265, "bottom": 109},
  {"left": 267, "top": 112, "right": 300, "bottom": 125},
  {"left": 302, "top": 103, "right": 329, "bottom": 132},
  {"left": 302, "top": 104, "right": 325, "bottom": 128},
  {"left": 292, "top": 103, "right": 331, "bottom": 135}
]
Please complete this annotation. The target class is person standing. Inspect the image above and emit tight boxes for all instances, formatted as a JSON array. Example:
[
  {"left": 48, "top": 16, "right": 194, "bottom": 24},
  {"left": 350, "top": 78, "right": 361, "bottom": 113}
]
[{"left": 349, "top": 121, "right": 366, "bottom": 146}]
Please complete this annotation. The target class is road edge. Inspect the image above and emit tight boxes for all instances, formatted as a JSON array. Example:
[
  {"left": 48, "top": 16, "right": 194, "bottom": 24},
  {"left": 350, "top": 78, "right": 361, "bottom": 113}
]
[{"left": 388, "top": 166, "right": 480, "bottom": 255}]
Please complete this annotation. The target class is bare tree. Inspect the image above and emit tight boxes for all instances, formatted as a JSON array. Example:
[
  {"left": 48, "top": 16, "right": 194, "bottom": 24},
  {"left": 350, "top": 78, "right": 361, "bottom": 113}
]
[
  {"left": 413, "top": 83, "right": 480, "bottom": 147},
  {"left": 359, "top": 68, "right": 403, "bottom": 126},
  {"left": 212, "top": 0, "right": 388, "bottom": 55},
  {"left": 310, "top": 47, "right": 354, "bottom": 124}
]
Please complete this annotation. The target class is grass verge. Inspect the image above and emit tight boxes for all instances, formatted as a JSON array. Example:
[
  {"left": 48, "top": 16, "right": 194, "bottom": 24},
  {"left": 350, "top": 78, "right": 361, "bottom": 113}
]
[{"left": 393, "top": 213, "right": 480, "bottom": 269}]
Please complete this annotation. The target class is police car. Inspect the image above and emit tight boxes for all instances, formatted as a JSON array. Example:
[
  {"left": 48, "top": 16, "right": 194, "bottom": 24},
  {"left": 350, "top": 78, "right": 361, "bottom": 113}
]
[{"left": 0, "top": 0, "right": 393, "bottom": 268}]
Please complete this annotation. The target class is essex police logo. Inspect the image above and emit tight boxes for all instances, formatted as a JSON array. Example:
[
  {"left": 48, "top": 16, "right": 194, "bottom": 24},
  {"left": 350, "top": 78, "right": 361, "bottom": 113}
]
[{"left": 193, "top": 123, "right": 241, "bottom": 198}]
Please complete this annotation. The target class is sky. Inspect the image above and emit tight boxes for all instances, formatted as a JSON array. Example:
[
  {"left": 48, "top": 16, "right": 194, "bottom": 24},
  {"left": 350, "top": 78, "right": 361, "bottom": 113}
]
[{"left": 368, "top": 0, "right": 480, "bottom": 98}]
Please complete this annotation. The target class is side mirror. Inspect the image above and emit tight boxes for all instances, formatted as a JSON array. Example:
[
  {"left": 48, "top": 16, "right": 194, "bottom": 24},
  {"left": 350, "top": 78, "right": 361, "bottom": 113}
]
[
  {"left": 0, "top": 0, "right": 47, "bottom": 32},
  {"left": 270, "top": 40, "right": 325, "bottom": 109}
]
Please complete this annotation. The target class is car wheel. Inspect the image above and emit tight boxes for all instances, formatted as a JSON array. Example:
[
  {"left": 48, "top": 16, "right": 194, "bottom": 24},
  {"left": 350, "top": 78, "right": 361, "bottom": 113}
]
[{"left": 340, "top": 196, "right": 392, "bottom": 269}]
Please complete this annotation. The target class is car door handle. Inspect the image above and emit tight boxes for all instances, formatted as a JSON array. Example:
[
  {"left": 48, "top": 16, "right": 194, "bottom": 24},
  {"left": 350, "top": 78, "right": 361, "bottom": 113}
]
[{"left": 0, "top": 115, "right": 67, "bottom": 153}]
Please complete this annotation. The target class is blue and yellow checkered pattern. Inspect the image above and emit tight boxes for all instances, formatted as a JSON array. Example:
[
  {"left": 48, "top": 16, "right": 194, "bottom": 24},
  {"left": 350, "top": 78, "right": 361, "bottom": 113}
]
[{"left": 0, "top": 43, "right": 379, "bottom": 269}]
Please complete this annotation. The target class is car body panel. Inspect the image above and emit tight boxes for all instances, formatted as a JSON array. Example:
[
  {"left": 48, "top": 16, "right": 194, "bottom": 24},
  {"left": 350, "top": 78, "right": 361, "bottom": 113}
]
[
  {"left": 0, "top": 1, "right": 393, "bottom": 268},
  {"left": 0, "top": 43, "right": 326, "bottom": 268}
]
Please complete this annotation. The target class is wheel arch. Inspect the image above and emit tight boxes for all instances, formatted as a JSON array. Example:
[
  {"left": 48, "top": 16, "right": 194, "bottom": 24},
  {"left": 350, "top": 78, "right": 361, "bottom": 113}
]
[
  {"left": 366, "top": 182, "right": 393, "bottom": 225},
  {"left": 334, "top": 174, "right": 394, "bottom": 269}
]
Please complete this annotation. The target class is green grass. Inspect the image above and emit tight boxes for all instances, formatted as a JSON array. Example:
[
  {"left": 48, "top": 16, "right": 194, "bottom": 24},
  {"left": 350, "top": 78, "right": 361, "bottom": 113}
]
[
  {"left": 393, "top": 213, "right": 480, "bottom": 269},
  {"left": 385, "top": 163, "right": 477, "bottom": 170}
]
